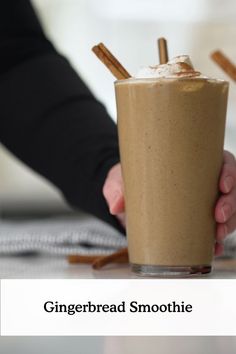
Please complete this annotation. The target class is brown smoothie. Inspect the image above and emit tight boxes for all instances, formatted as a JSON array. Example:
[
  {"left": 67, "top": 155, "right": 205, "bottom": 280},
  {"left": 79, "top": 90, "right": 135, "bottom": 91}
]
[{"left": 115, "top": 77, "right": 228, "bottom": 275}]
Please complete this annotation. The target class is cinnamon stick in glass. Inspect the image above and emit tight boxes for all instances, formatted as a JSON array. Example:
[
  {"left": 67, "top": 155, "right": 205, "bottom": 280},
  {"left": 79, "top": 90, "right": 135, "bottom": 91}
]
[
  {"left": 92, "top": 43, "right": 131, "bottom": 80},
  {"left": 211, "top": 50, "right": 236, "bottom": 81},
  {"left": 158, "top": 37, "right": 169, "bottom": 64}
]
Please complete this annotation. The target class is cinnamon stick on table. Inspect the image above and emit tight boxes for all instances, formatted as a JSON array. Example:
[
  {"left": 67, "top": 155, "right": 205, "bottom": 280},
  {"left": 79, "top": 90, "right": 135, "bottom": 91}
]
[
  {"left": 211, "top": 50, "right": 236, "bottom": 81},
  {"left": 92, "top": 43, "right": 131, "bottom": 80},
  {"left": 68, "top": 254, "right": 100, "bottom": 264},
  {"left": 92, "top": 248, "right": 129, "bottom": 270},
  {"left": 67, "top": 247, "right": 129, "bottom": 269}
]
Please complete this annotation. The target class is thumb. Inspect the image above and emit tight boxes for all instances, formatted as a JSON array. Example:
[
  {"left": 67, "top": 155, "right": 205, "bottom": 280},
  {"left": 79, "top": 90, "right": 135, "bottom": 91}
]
[{"left": 103, "top": 163, "right": 125, "bottom": 215}]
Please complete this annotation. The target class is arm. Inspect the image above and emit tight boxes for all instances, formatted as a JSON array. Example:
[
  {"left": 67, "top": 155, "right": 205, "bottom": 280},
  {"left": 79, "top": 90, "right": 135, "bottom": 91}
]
[{"left": 0, "top": 0, "right": 123, "bottom": 232}]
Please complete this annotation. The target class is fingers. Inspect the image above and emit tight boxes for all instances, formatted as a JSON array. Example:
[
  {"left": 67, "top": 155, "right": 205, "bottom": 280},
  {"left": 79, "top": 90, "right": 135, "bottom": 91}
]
[
  {"left": 115, "top": 212, "right": 126, "bottom": 228},
  {"left": 109, "top": 194, "right": 125, "bottom": 215},
  {"left": 215, "top": 213, "right": 236, "bottom": 259},
  {"left": 215, "top": 187, "right": 236, "bottom": 223},
  {"left": 216, "top": 212, "right": 236, "bottom": 242},
  {"left": 103, "top": 163, "right": 125, "bottom": 215},
  {"left": 215, "top": 151, "right": 236, "bottom": 256},
  {"left": 223, "top": 150, "right": 236, "bottom": 165},
  {"left": 216, "top": 223, "right": 228, "bottom": 243},
  {"left": 215, "top": 242, "right": 224, "bottom": 256},
  {"left": 219, "top": 151, "right": 236, "bottom": 194}
]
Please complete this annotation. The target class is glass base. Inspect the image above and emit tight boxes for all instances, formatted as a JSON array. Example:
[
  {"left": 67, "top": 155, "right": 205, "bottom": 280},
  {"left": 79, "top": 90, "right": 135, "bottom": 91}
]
[{"left": 131, "top": 264, "right": 211, "bottom": 277}]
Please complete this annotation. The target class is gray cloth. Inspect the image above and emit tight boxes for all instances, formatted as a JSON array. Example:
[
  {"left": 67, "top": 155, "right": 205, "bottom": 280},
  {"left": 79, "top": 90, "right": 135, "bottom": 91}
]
[
  {"left": 0, "top": 215, "right": 235, "bottom": 258},
  {"left": 0, "top": 216, "right": 127, "bottom": 256}
]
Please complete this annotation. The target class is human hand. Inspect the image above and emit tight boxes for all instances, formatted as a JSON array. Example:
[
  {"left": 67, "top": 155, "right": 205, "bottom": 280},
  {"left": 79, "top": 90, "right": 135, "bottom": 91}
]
[
  {"left": 104, "top": 152, "right": 236, "bottom": 257},
  {"left": 215, "top": 150, "right": 236, "bottom": 256},
  {"left": 102, "top": 163, "right": 125, "bottom": 228}
]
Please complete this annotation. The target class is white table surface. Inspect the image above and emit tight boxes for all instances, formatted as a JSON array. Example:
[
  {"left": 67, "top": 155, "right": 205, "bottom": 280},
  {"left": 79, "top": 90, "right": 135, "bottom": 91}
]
[{"left": 0, "top": 254, "right": 235, "bottom": 279}]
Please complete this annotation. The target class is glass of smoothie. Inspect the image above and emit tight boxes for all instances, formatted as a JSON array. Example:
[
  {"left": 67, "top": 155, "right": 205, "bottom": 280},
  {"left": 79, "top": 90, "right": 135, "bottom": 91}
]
[{"left": 115, "top": 56, "right": 229, "bottom": 276}]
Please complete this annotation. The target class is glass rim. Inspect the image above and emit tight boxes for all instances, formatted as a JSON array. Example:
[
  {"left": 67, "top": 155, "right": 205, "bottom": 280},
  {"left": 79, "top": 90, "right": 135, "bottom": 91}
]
[{"left": 114, "top": 77, "right": 229, "bottom": 85}]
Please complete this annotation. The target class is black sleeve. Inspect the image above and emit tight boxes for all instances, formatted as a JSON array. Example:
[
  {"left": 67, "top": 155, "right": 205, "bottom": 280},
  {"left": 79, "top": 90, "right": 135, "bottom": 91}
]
[{"left": 0, "top": 0, "right": 124, "bottom": 233}]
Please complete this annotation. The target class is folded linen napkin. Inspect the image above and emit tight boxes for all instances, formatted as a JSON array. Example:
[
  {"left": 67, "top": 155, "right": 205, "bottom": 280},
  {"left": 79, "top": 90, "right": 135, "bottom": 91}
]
[
  {"left": 0, "top": 216, "right": 127, "bottom": 256},
  {"left": 0, "top": 215, "right": 235, "bottom": 258}
]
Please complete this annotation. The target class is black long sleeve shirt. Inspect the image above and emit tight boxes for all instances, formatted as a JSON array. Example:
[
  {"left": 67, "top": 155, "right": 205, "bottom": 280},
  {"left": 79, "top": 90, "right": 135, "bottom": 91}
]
[{"left": 0, "top": 1, "right": 123, "bottom": 232}]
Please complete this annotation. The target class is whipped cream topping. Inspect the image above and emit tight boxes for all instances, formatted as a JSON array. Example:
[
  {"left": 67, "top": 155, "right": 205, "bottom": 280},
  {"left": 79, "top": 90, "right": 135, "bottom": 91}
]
[{"left": 135, "top": 55, "right": 205, "bottom": 79}]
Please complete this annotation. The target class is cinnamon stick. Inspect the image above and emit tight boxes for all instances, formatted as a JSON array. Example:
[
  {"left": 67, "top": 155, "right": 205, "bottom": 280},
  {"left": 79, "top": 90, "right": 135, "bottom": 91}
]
[
  {"left": 92, "top": 43, "right": 131, "bottom": 80},
  {"left": 158, "top": 37, "right": 169, "bottom": 64},
  {"left": 211, "top": 50, "right": 236, "bottom": 81},
  {"left": 92, "top": 247, "right": 129, "bottom": 270},
  {"left": 68, "top": 247, "right": 129, "bottom": 269},
  {"left": 68, "top": 254, "right": 101, "bottom": 264}
]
